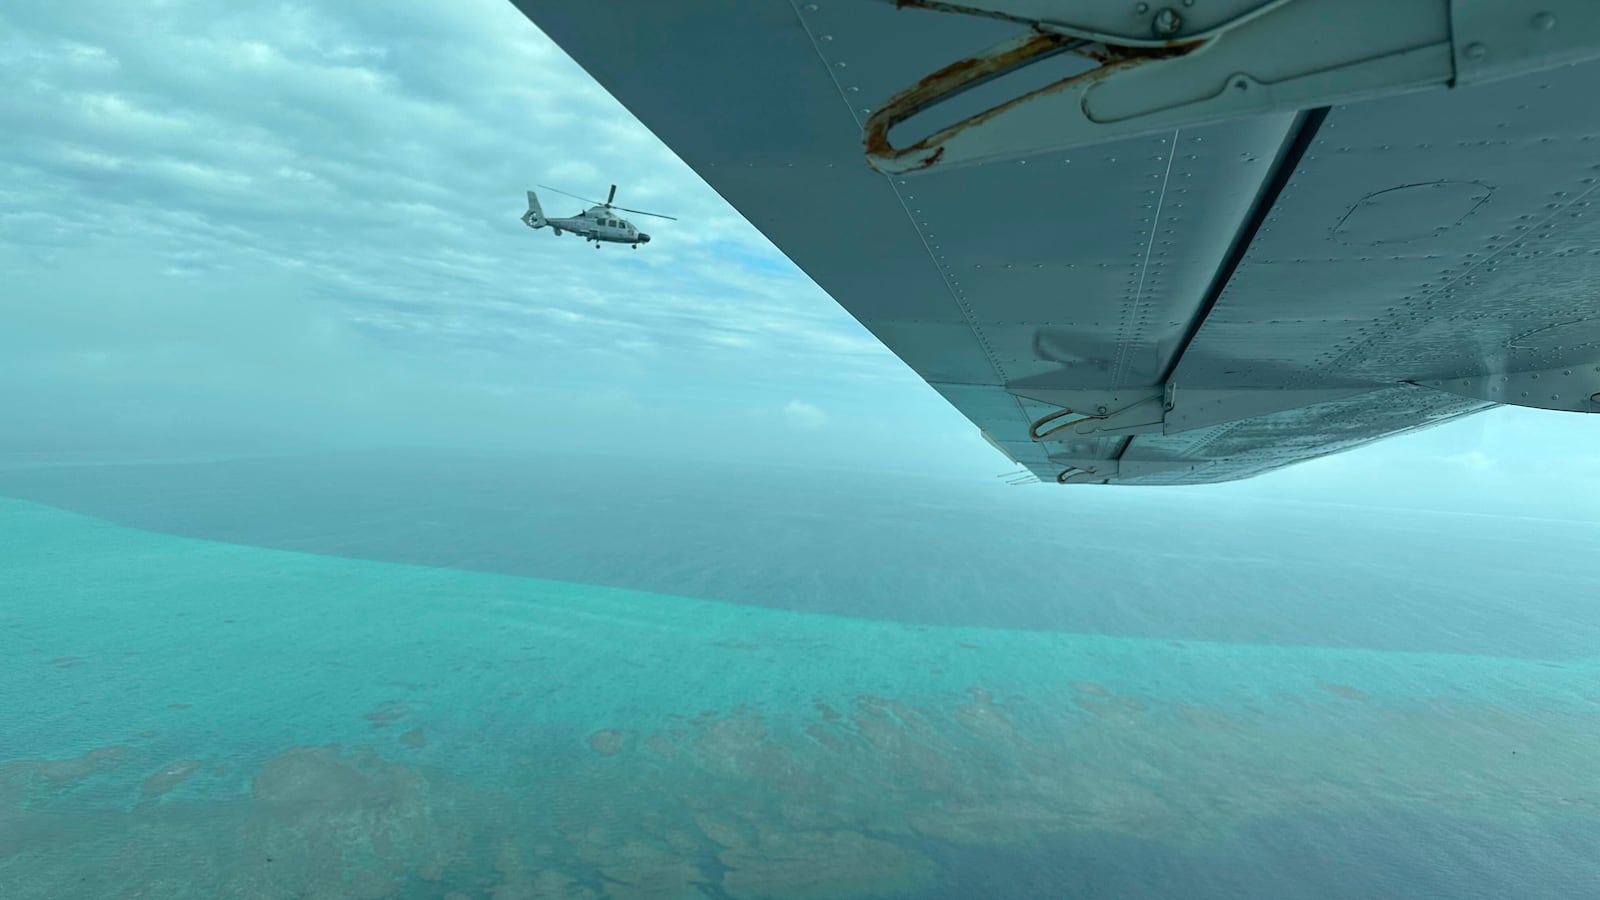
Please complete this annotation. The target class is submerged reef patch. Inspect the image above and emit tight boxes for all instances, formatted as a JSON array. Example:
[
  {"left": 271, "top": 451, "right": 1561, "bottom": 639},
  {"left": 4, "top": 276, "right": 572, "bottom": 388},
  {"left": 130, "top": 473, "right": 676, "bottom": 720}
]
[{"left": 1321, "top": 682, "right": 1370, "bottom": 702}]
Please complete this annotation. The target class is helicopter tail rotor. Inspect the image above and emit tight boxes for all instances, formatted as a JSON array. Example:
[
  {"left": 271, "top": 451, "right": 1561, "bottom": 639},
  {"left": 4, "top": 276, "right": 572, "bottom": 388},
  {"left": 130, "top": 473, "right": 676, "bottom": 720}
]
[{"left": 522, "top": 190, "right": 546, "bottom": 228}]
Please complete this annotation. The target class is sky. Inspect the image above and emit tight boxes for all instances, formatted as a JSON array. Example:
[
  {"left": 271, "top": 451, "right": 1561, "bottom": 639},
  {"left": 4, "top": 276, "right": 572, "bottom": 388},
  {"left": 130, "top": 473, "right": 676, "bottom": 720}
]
[{"left": 1, "top": 0, "right": 1597, "bottom": 518}]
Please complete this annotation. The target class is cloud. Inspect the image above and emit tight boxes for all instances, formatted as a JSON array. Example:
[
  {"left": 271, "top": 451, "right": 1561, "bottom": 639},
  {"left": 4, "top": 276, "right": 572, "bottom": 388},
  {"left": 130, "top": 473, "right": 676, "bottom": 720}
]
[
  {"left": 1440, "top": 449, "right": 1495, "bottom": 473},
  {"left": 782, "top": 400, "right": 829, "bottom": 431},
  {"left": 0, "top": 0, "right": 939, "bottom": 467}
]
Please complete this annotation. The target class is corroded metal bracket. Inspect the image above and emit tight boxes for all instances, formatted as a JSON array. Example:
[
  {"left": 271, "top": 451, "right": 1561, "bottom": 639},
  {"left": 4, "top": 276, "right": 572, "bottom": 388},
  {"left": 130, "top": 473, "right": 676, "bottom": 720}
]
[
  {"left": 866, "top": 0, "right": 1600, "bottom": 174},
  {"left": 1014, "top": 383, "right": 1381, "bottom": 439},
  {"left": 1018, "top": 387, "right": 1170, "bottom": 439},
  {"left": 1047, "top": 454, "right": 1212, "bottom": 484},
  {"left": 1057, "top": 467, "right": 1114, "bottom": 484},
  {"left": 1050, "top": 456, "right": 1119, "bottom": 477},
  {"left": 1049, "top": 455, "right": 1121, "bottom": 484}
]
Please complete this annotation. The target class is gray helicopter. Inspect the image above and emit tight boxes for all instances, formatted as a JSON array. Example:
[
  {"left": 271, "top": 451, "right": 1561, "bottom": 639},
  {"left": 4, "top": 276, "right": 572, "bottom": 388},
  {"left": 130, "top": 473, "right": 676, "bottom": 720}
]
[{"left": 521, "top": 183, "right": 676, "bottom": 249}]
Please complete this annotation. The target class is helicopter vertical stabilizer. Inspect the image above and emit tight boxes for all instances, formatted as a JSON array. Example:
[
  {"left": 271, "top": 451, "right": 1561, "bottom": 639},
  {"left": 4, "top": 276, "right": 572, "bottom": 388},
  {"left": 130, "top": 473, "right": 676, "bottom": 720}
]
[{"left": 522, "top": 191, "right": 545, "bottom": 228}]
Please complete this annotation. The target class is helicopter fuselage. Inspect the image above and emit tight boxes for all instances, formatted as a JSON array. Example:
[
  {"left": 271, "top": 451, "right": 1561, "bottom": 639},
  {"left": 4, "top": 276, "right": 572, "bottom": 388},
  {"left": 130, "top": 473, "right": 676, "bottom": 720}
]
[
  {"left": 522, "top": 187, "right": 669, "bottom": 248},
  {"left": 536, "top": 210, "right": 650, "bottom": 246}
]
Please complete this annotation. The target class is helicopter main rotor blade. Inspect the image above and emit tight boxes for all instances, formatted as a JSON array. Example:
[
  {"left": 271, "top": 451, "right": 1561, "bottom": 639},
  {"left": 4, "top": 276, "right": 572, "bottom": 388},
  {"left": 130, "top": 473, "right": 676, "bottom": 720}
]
[
  {"left": 611, "top": 205, "right": 677, "bottom": 221},
  {"left": 535, "top": 184, "right": 603, "bottom": 206},
  {"left": 606, "top": 184, "right": 617, "bottom": 205}
]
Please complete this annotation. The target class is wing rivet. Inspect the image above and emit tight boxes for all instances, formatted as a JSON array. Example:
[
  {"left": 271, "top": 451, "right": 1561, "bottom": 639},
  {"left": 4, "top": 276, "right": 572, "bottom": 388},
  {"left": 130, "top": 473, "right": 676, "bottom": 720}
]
[{"left": 1152, "top": 8, "right": 1182, "bottom": 37}]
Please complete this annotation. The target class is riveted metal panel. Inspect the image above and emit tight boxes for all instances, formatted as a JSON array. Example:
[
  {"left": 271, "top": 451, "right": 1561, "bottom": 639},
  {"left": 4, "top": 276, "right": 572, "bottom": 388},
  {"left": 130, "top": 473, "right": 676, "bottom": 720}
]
[
  {"left": 1170, "top": 57, "right": 1600, "bottom": 393},
  {"left": 1121, "top": 387, "right": 1492, "bottom": 483}
]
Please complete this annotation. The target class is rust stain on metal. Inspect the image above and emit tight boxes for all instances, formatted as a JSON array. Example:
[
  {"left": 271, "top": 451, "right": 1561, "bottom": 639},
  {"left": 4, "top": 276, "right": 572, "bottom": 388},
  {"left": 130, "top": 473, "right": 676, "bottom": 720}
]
[
  {"left": 911, "top": 145, "right": 945, "bottom": 171},
  {"left": 863, "top": 31, "right": 1072, "bottom": 167},
  {"left": 864, "top": 22, "right": 1203, "bottom": 173}
]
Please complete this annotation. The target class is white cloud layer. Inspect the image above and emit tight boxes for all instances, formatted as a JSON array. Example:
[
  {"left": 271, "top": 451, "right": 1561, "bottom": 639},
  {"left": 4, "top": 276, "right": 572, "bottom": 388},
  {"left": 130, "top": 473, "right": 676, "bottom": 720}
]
[
  {"left": 782, "top": 400, "right": 829, "bottom": 431},
  {"left": 0, "top": 0, "right": 965, "bottom": 469}
]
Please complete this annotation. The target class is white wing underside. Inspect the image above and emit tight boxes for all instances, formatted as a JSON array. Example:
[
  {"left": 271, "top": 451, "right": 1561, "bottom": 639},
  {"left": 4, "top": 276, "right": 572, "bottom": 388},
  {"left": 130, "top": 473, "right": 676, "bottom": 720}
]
[{"left": 511, "top": 1, "right": 1600, "bottom": 485}]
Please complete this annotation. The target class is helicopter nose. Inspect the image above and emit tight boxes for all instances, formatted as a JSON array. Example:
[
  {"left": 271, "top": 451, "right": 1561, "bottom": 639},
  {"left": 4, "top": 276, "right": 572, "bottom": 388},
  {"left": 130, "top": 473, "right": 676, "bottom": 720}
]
[{"left": 639, "top": 233, "right": 650, "bottom": 243}]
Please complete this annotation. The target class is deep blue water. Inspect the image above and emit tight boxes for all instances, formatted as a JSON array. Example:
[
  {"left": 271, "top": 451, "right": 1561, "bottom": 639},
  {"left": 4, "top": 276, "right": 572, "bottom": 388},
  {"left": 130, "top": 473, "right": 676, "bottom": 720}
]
[{"left": 4, "top": 450, "right": 1600, "bottom": 898}]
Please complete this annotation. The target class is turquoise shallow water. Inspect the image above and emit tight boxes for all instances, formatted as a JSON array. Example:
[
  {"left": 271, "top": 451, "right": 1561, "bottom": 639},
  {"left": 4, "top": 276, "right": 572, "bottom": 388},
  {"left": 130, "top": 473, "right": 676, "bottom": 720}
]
[
  {"left": 6, "top": 490, "right": 1600, "bottom": 898},
  {"left": 7, "top": 451, "right": 1597, "bottom": 659}
]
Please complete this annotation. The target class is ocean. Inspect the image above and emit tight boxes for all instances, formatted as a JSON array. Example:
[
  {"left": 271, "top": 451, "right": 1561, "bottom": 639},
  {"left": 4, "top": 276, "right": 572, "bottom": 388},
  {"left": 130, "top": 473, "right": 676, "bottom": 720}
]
[{"left": 4, "top": 449, "right": 1600, "bottom": 898}]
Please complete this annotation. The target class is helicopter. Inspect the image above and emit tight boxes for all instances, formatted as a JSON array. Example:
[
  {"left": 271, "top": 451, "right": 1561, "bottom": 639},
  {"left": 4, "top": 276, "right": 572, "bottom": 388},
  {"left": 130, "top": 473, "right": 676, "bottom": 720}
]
[{"left": 521, "top": 183, "right": 676, "bottom": 249}]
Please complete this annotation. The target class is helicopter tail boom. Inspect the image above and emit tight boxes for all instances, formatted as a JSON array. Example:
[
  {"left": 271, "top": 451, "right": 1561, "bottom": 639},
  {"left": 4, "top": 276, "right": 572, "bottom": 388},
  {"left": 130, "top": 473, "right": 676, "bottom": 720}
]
[{"left": 522, "top": 190, "right": 546, "bottom": 228}]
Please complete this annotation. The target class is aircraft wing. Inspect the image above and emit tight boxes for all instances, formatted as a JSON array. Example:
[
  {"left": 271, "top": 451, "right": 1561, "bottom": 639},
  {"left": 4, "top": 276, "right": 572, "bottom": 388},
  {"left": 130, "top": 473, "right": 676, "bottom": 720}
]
[{"left": 509, "top": 1, "right": 1600, "bottom": 485}]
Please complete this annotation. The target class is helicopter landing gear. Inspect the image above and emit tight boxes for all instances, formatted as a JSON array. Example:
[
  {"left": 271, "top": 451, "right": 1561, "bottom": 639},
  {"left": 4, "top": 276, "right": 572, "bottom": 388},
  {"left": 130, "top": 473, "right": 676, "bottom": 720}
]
[{"left": 631, "top": 243, "right": 638, "bottom": 249}]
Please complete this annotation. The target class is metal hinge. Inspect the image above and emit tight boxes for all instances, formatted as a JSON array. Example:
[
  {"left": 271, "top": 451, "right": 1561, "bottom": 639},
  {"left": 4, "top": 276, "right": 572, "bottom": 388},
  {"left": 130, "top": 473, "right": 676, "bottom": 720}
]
[
  {"left": 1025, "top": 388, "right": 1170, "bottom": 439},
  {"left": 1015, "top": 383, "right": 1377, "bottom": 439},
  {"left": 865, "top": 0, "right": 1600, "bottom": 174},
  {"left": 1048, "top": 454, "right": 1212, "bottom": 484}
]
